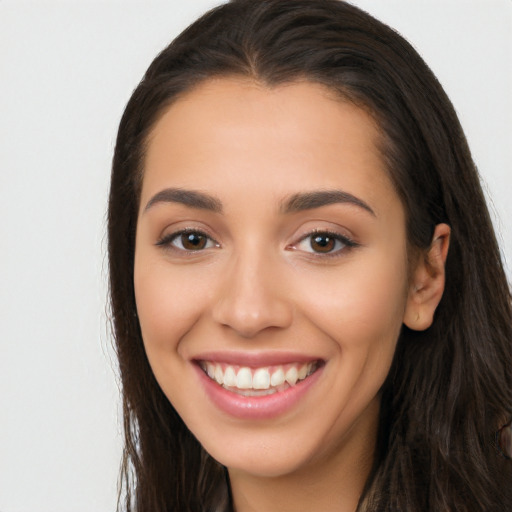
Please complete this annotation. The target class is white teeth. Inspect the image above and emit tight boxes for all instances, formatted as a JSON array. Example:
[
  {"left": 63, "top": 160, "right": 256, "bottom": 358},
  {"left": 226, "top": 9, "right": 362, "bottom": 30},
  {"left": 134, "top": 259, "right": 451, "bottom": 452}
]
[
  {"left": 270, "top": 367, "right": 285, "bottom": 387},
  {"left": 224, "top": 366, "right": 237, "bottom": 387},
  {"left": 236, "top": 367, "right": 252, "bottom": 389},
  {"left": 202, "top": 361, "right": 317, "bottom": 393},
  {"left": 214, "top": 364, "right": 224, "bottom": 385},
  {"left": 252, "top": 368, "right": 271, "bottom": 390},
  {"left": 285, "top": 366, "right": 298, "bottom": 386}
]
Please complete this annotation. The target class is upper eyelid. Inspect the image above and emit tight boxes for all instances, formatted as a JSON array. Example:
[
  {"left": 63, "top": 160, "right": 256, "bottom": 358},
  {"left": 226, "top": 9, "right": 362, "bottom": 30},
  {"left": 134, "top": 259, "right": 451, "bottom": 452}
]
[{"left": 294, "top": 228, "right": 356, "bottom": 245}]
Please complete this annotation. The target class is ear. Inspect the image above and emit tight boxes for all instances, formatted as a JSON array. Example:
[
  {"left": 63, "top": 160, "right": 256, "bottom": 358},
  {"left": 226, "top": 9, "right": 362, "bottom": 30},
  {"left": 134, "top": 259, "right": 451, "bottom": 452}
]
[{"left": 403, "top": 223, "right": 451, "bottom": 331}]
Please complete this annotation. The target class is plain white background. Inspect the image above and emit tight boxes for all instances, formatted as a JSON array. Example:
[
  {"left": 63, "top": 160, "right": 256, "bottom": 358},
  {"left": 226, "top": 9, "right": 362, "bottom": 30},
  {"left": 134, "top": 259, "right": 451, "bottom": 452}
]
[{"left": 0, "top": 1, "right": 510, "bottom": 511}]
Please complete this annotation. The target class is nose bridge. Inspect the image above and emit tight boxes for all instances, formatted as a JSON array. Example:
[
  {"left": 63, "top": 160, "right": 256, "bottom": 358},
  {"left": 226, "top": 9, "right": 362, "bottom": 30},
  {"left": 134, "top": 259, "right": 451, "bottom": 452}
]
[{"left": 212, "top": 241, "right": 293, "bottom": 337}]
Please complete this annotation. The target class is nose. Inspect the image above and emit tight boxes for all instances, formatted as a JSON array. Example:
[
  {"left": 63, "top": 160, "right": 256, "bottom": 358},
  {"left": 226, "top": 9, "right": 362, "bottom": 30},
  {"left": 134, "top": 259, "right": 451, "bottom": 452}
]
[{"left": 211, "top": 251, "right": 293, "bottom": 338}]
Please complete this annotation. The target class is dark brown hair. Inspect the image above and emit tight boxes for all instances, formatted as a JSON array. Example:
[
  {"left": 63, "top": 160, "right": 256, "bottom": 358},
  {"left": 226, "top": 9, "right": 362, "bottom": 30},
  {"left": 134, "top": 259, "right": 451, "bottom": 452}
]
[{"left": 108, "top": 1, "right": 512, "bottom": 510}]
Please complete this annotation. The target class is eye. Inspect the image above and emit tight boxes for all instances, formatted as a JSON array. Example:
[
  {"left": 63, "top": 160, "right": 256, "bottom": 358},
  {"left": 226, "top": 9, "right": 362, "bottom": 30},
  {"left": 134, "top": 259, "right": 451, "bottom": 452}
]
[
  {"left": 293, "top": 230, "right": 357, "bottom": 255},
  {"left": 156, "top": 229, "right": 219, "bottom": 252}
]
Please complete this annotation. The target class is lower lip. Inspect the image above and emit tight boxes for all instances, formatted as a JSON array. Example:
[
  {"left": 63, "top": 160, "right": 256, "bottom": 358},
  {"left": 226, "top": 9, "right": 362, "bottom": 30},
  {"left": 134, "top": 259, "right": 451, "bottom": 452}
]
[{"left": 194, "top": 364, "right": 324, "bottom": 420}]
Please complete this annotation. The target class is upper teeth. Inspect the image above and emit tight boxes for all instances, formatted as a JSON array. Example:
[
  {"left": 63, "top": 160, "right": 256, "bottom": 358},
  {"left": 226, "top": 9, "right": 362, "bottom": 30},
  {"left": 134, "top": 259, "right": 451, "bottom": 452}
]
[{"left": 202, "top": 361, "right": 315, "bottom": 391}]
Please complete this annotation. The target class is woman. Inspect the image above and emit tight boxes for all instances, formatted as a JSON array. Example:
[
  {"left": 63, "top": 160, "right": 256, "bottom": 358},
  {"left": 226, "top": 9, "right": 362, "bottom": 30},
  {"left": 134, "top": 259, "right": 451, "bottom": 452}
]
[{"left": 108, "top": 1, "right": 512, "bottom": 510}]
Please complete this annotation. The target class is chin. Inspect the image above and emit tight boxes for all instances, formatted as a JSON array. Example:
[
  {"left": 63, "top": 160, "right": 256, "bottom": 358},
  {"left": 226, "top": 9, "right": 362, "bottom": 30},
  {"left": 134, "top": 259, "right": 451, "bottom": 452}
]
[
  {"left": 216, "top": 448, "right": 314, "bottom": 479},
  {"left": 198, "top": 425, "right": 328, "bottom": 479}
]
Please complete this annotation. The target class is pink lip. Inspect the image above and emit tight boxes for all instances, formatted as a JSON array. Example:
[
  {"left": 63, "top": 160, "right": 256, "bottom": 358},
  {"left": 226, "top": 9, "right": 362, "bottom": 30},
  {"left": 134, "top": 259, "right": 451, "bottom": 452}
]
[
  {"left": 193, "top": 358, "right": 324, "bottom": 420},
  {"left": 192, "top": 350, "right": 320, "bottom": 367}
]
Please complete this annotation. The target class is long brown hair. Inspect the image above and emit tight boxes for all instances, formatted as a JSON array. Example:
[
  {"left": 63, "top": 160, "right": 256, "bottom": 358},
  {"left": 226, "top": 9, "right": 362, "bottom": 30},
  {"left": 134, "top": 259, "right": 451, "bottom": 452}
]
[{"left": 108, "top": 1, "right": 512, "bottom": 510}]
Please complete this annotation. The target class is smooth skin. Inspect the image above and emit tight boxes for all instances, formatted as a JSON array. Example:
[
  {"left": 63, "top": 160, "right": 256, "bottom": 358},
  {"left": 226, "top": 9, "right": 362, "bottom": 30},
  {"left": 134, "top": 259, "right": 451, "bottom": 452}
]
[{"left": 134, "top": 78, "right": 450, "bottom": 512}]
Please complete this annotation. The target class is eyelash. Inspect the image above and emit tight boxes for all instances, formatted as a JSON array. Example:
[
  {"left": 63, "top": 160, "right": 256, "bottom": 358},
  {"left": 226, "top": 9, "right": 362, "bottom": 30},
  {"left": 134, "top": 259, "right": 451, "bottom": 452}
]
[{"left": 156, "top": 228, "right": 358, "bottom": 258}]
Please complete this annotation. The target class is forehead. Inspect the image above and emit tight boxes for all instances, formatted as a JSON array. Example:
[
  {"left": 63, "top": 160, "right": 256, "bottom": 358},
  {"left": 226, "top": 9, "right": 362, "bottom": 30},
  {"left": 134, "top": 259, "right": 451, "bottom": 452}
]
[{"left": 141, "top": 78, "right": 398, "bottom": 217}]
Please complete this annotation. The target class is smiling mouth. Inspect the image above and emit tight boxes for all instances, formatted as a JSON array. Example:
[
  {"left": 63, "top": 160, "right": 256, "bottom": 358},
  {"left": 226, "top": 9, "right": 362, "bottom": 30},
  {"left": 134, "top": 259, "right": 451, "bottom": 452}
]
[{"left": 198, "top": 360, "right": 322, "bottom": 397}]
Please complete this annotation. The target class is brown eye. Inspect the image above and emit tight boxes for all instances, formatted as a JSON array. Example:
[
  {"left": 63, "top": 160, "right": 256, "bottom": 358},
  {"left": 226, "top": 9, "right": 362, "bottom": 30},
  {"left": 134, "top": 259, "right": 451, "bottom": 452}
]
[
  {"left": 310, "top": 234, "right": 336, "bottom": 253},
  {"left": 292, "top": 230, "right": 357, "bottom": 256},
  {"left": 180, "top": 232, "right": 208, "bottom": 250},
  {"left": 156, "top": 230, "right": 218, "bottom": 252}
]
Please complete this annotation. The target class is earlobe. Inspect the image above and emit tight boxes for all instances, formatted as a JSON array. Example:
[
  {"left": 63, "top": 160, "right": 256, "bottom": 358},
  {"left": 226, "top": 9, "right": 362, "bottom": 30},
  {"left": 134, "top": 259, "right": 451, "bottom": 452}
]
[{"left": 403, "top": 223, "right": 451, "bottom": 331}]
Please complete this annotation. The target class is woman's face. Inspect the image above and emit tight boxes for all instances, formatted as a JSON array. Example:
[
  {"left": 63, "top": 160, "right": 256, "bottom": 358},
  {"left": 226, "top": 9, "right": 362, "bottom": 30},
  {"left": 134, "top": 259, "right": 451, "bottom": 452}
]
[{"left": 134, "top": 78, "right": 411, "bottom": 479}]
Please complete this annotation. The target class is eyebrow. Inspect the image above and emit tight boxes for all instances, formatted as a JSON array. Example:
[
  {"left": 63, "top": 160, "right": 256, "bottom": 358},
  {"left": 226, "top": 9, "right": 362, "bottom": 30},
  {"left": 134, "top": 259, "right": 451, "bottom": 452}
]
[
  {"left": 143, "top": 187, "right": 375, "bottom": 217},
  {"left": 144, "top": 188, "right": 223, "bottom": 213},
  {"left": 281, "top": 190, "right": 375, "bottom": 216}
]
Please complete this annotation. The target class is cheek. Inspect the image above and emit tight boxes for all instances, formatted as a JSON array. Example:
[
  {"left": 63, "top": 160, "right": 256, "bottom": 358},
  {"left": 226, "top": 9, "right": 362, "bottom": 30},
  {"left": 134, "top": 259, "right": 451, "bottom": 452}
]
[
  {"left": 296, "top": 252, "right": 408, "bottom": 359},
  {"left": 133, "top": 260, "right": 212, "bottom": 356}
]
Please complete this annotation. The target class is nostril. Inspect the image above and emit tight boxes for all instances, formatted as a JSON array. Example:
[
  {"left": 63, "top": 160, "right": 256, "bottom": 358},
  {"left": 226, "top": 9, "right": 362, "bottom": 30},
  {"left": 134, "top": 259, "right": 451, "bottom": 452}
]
[{"left": 212, "top": 285, "right": 293, "bottom": 338}]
